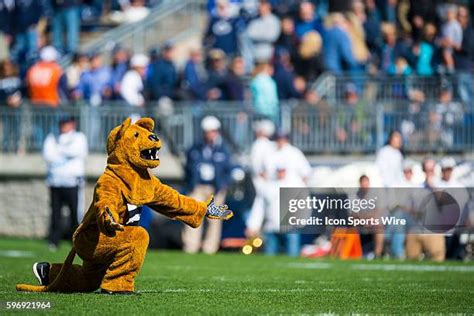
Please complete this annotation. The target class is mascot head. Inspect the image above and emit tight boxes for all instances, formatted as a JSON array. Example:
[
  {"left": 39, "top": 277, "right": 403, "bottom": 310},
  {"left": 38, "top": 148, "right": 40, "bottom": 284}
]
[{"left": 106, "top": 117, "right": 161, "bottom": 169}]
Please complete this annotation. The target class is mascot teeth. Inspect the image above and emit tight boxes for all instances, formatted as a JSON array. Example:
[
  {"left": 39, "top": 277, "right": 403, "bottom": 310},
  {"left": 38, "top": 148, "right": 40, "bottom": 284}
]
[{"left": 140, "top": 148, "right": 160, "bottom": 160}]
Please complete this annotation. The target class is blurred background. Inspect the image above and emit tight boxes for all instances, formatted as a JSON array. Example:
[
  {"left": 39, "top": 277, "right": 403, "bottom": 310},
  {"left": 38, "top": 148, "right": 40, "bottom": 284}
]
[{"left": 0, "top": 0, "right": 473, "bottom": 262}]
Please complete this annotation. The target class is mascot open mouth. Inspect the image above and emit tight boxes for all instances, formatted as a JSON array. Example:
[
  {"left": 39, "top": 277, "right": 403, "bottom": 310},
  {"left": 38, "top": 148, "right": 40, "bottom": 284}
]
[{"left": 140, "top": 147, "right": 160, "bottom": 160}]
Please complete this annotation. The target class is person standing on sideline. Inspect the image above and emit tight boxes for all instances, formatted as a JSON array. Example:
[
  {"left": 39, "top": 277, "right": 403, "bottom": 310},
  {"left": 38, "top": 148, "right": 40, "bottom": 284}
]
[
  {"left": 43, "top": 117, "right": 88, "bottom": 251},
  {"left": 246, "top": 130, "right": 311, "bottom": 256},
  {"left": 375, "top": 130, "right": 404, "bottom": 187},
  {"left": 182, "top": 116, "right": 234, "bottom": 254}
]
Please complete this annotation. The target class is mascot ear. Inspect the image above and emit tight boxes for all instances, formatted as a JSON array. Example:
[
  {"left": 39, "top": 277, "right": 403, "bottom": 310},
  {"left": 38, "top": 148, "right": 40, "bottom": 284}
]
[
  {"left": 135, "top": 117, "right": 154, "bottom": 132},
  {"left": 118, "top": 118, "right": 132, "bottom": 139},
  {"left": 106, "top": 118, "right": 132, "bottom": 154}
]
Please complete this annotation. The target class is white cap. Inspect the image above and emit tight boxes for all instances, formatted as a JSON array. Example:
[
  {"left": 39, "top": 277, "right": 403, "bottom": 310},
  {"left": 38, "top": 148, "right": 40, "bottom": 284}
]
[
  {"left": 254, "top": 119, "right": 275, "bottom": 137},
  {"left": 440, "top": 157, "right": 456, "bottom": 169},
  {"left": 130, "top": 54, "right": 149, "bottom": 68},
  {"left": 201, "top": 116, "right": 221, "bottom": 131},
  {"left": 40, "top": 46, "right": 60, "bottom": 62}
]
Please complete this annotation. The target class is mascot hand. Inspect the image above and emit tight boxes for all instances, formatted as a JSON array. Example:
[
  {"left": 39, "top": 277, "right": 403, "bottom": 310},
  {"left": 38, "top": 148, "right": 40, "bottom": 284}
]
[
  {"left": 98, "top": 207, "right": 124, "bottom": 236},
  {"left": 205, "top": 196, "right": 233, "bottom": 220}
]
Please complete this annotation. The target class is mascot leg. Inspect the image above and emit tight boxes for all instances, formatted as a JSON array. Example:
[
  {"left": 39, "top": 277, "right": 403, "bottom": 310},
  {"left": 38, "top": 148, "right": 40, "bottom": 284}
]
[
  {"left": 46, "top": 262, "right": 107, "bottom": 293},
  {"left": 100, "top": 226, "right": 149, "bottom": 293}
]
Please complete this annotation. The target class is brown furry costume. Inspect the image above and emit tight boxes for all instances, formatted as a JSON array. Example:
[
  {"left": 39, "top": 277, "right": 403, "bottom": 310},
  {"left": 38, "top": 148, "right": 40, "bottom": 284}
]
[{"left": 16, "top": 117, "right": 232, "bottom": 293}]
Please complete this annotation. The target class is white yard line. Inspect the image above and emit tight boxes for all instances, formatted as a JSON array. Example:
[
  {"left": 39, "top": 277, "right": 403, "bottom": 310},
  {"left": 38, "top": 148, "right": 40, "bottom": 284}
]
[
  {"left": 0, "top": 250, "right": 35, "bottom": 258},
  {"left": 286, "top": 262, "right": 474, "bottom": 272}
]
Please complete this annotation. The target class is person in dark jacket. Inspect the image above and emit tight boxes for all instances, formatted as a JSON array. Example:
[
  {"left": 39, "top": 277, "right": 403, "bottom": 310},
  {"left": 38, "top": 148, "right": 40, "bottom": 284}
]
[
  {"left": 183, "top": 48, "right": 209, "bottom": 101},
  {"left": 10, "top": 0, "right": 52, "bottom": 64},
  {"left": 454, "top": 5, "right": 474, "bottom": 104},
  {"left": 273, "top": 48, "right": 301, "bottom": 100},
  {"left": 183, "top": 116, "right": 234, "bottom": 254},
  {"left": 146, "top": 43, "right": 178, "bottom": 101},
  {"left": 203, "top": 0, "right": 240, "bottom": 56},
  {"left": 51, "top": 0, "right": 81, "bottom": 54},
  {"left": 221, "top": 56, "right": 245, "bottom": 101}
]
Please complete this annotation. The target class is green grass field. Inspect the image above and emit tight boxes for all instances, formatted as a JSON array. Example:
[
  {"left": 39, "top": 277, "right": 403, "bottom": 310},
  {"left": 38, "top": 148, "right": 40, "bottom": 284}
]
[{"left": 0, "top": 238, "right": 473, "bottom": 315}]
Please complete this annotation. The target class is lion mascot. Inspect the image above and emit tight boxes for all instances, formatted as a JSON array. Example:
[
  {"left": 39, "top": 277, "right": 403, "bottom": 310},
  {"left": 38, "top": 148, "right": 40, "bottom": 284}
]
[{"left": 16, "top": 117, "right": 232, "bottom": 294}]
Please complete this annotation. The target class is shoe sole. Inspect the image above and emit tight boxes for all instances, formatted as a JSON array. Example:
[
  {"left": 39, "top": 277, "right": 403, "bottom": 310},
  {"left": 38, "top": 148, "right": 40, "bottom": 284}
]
[{"left": 32, "top": 262, "right": 43, "bottom": 286}]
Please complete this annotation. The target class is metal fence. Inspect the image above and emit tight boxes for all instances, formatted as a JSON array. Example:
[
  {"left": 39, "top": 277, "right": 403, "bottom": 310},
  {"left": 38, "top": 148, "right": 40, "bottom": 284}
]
[
  {"left": 0, "top": 101, "right": 473, "bottom": 155},
  {"left": 314, "top": 74, "right": 470, "bottom": 104}
]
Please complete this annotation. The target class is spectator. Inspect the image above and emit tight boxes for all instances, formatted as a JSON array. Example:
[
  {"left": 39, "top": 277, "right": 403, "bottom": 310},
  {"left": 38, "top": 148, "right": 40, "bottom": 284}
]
[
  {"left": 74, "top": 52, "right": 113, "bottom": 105},
  {"left": 42, "top": 117, "right": 88, "bottom": 251},
  {"left": 183, "top": 116, "right": 234, "bottom": 254},
  {"left": 388, "top": 57, "right": 413, "bottom": 76},
  {"left": 65, "top": 52, "right": 89, "bottom": 92},
  {"left": 183, "top": 48, "right": 209, "bottom": 101},
  {"left": 273, "top": 48, "right": 301, "bottom": 100},
  {"left": 454, "top": 5, "right": 474, "bottom": 104},
  {"left": 206, "top": 49, "right": 227, "bottom": 100},
  {"left": 246, "top": 0, "right": 281, "bottom": 62},
  {"left": 0, "top": 0, "right": 14, "bottom": 60},
  {"left": 275, "top": 15, "right": 299, "bottom": 59},
  {"left": 408, "top": 40, "right": 435, "bottom": 76},
  {"left": 221, "top": 56, "right": 246, "bottom": 101},
  {"left": 436, "top": 157, "right": 463, "bottom": 187},
  {"left": 375, "top": 130, "right": 404, "bottom": 187},
  {"left": 405, "top": 157, "right": 446, "bottom": 262},
  {"left": 430, "top": 86, "right": 463, "bottom": 148},
  {"left": 347, "top": 2, "right": 370, "bottom": 69},
  {"left": 0, "top": 59, "right": 22, "bottom": 152},
  {"left": 51, "top": 0, "right": 81, "bottom": 54},
  {"left": 383, "top": 0, "right": 398, "bottom": 24},
  {"left": 110, "top": 46, "right": 130, "bottom": 99},
  {"left": 250, "top": 60, "right": 279, "bottom": 123},
  {"left": 334, "top": 84, "right": 369, "bottom": 144},
  {"left": 364, "top": 0, "right": 383, "bottom": 56},
  {"left": 441, "top": 5, "right": 463, "bottom": 73},
  {"left": 203, "top": 0, "right": 240, "bottom": 56},
  {"left": 147, "top": 43, "right": 178, "bottom": 101},
  {"left": 323, "top": 13, "right": 358, "bottom": 74},
  {"left": 26, "top": 46, "right": 67, "bottom": 107},
  {"left": 379, "top": 23, "right": 409, "bottom": 74},
  {"left": 109, "top": 0, "right": 150, "bottom": 24},
  {"left": 295, "top": 1, "right": 324, "bottom": 39},
  {"left": 0, "top": 59, "right": 22, "bottom": 108},
  {"left": 10, "top": 0, "right": 51, "bottom": 65},
  {"left": 293, "top": 31, "right": 324, "bottom": 82},
  {"left": 120, "top": 53, "right": 149, "bottom": 107}
]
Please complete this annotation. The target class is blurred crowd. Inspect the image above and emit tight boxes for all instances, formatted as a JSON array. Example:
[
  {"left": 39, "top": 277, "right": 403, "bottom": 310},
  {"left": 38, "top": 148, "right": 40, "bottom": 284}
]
[{"left": 2, "top": 0, "right": 474, "bottom": 114}]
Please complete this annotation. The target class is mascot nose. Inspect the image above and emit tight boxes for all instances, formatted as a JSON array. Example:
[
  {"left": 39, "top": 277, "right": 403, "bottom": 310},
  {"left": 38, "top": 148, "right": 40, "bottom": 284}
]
[{"left": 148, "top": 134, "right": 160, "bottom": 142}]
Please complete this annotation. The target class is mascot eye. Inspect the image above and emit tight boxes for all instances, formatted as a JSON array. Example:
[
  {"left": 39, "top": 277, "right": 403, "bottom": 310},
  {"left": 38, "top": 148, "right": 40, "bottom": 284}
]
[{"left": 134, "top": 132, "right": 139, "bottom": 138}]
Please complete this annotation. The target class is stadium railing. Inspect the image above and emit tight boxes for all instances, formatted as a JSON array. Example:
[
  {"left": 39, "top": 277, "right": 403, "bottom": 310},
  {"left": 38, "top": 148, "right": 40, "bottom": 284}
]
[
  {"left": 312, "top": 73, "right": 468, "bottom": 103},
  {"left": 0, "top": 100, "right": 472, "bottom": 155}
]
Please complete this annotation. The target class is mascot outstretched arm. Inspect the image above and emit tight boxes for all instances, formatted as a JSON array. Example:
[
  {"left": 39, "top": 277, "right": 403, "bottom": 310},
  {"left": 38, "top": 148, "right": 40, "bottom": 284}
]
[{"left": 16, "top": 117, "right": 232, "bottom": 294}]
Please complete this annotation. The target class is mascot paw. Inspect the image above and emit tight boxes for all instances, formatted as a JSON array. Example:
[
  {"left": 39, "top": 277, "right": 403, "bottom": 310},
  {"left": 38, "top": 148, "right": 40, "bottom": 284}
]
[
  {"left": 98, "top": 207, "right": 124, "bottom": 236},
  {"left": 206, "top": 196, "right": 233, "bottom": 220}
]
